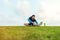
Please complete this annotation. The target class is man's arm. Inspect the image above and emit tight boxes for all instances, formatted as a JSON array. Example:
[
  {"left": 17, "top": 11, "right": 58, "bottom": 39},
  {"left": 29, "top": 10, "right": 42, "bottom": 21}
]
[
  {"left": 35, "top": 20, "right": 38, "bottom": 24},
  {"left": 28, "top": 18, "right": 33, "bottom": 23}
]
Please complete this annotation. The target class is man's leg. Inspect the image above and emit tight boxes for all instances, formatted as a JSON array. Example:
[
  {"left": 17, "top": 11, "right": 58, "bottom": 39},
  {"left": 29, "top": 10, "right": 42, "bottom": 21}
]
[
  {"left": 24, "top": 23, "right": 29, "bottom": 26},
  {"left": 24, "top": 23, "right": 33, "bottom": 26},
  {"left": 28, "top": 23, "right": 33, "bottom": 26}
]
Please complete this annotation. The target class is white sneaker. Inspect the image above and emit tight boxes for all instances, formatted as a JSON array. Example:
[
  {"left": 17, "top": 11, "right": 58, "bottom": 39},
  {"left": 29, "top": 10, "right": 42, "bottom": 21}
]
[{"left": 39, "top": 21, "right": 43, "bottom": 26}]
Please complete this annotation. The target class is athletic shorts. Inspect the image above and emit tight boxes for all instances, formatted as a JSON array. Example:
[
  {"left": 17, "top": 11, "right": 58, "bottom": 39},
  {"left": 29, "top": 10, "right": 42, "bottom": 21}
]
[{"left": 28, "top": 23, "right": 33, "bottom": 26}]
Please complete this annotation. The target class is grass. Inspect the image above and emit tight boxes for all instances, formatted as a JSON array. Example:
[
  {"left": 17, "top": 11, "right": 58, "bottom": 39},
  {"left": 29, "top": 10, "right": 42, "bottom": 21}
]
[{"left": 0, "top": 26, "right": 60, "bottom": 40}]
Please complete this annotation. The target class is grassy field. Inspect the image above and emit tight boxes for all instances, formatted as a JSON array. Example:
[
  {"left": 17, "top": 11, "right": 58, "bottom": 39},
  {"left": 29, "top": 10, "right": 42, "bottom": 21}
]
[{"left": 0, "top": 26, "right": 60, "bottom": 40}]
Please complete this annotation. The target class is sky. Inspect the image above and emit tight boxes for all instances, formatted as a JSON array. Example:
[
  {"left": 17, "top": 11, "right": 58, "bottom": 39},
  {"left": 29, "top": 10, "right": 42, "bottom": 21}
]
[{"left": 0, "top": 0, "right": 60, "bottom": 26}]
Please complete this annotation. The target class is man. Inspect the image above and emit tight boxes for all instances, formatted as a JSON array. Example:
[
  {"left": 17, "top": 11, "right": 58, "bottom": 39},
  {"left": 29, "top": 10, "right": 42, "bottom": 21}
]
[{"left": 24, "top": 15, "right": 43, "bottom": 26}]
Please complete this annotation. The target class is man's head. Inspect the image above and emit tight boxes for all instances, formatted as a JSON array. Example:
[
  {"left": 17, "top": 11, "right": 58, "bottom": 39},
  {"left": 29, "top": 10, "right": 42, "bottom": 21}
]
[{"left": 31, "top": 15, "right": 35, "bottom": 19}]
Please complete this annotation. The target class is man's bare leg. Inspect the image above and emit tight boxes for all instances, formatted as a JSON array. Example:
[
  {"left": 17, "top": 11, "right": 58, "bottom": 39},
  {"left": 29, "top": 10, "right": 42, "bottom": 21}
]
[{"left": 24, "top": 23, "right": 29, "bottom": 26}]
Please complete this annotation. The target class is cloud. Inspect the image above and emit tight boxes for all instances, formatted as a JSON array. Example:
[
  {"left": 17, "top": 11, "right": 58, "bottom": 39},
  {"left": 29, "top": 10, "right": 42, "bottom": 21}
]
[
  {"left": 39, "top": 0, "right": 60, "bottom": 26},
  {"left": 3, "top": 0, "right": 10, "bottom": 7},
  {"left": 16, "top": 1, "right": 30, "bottom": 17},
  {"left": 0, "top": 0, "right": 22, "bottom": 26},
  {"left": 0, "top": 11, "right": 21, "bottom": 25},
  {"left": 0, "top": 0, "right": 31, "bottom": 26},
  {"left": 16, "top": 1, "right": 31, "bottom": 24}
]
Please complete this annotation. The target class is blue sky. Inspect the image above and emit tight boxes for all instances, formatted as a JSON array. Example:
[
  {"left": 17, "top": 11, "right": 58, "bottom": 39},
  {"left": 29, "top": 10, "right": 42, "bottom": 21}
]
[{"left": 0, "top": 0, "right": 60, "bottom": 26}]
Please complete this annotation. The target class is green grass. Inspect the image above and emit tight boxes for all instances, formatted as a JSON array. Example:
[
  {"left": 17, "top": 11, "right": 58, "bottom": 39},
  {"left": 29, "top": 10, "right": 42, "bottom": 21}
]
[{"left": 0, "top": 26, "right": 60, "bottom": 40}]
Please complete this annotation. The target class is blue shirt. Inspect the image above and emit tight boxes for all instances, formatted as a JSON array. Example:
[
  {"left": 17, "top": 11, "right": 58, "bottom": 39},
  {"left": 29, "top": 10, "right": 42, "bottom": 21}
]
[{"left": 28, "top": 17, "right": 38, "bottom": 24}]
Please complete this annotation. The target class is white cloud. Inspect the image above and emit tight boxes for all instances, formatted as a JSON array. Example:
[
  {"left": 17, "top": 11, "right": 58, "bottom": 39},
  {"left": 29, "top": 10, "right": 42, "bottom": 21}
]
[
  {"left": 16, "top": 1, "right": 31, "bottom": 24},
  {"left": 0, "top": 12, "right": 21, "bottom": 26},
  {"left": 39, "top": 0, "right": 60, "bottom": 26},
  {"left": 0, "top": 0, "right": 30, "bottom": 26},
  {"left": 0, "top": 0, "right": 22, "bottom": 26},
  {"left": 16, "top": 1, "right": 30, "bottom": 17},
  {"left": 3, "top": 0, "right": 10, "bottom": 7}
]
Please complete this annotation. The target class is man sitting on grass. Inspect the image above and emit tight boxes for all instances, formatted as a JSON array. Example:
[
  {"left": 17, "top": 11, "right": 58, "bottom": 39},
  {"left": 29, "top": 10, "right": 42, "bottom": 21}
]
[{"left": 24, "top": 15, "right": 43, "bottom": 26}]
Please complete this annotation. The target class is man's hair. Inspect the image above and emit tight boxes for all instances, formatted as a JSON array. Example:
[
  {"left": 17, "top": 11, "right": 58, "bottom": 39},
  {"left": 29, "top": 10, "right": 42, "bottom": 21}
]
[
  {"left": 32, "top": 15, "right": 35, "bottom": 17},
  {"left": 30, "top": 15, "right": 35, "bottom": 18}
]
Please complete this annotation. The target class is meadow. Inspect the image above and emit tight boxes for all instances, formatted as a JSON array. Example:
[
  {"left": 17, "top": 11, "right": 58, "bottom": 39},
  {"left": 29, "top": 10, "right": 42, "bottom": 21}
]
[{"left": 0, "top": 26, "right": 60, "bottom": 40}]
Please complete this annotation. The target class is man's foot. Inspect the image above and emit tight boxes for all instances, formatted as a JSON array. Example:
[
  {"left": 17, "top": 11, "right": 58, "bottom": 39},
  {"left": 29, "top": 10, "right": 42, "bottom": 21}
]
[{"left": 39, "top": 21, "right": 43, "bottom": 26}]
